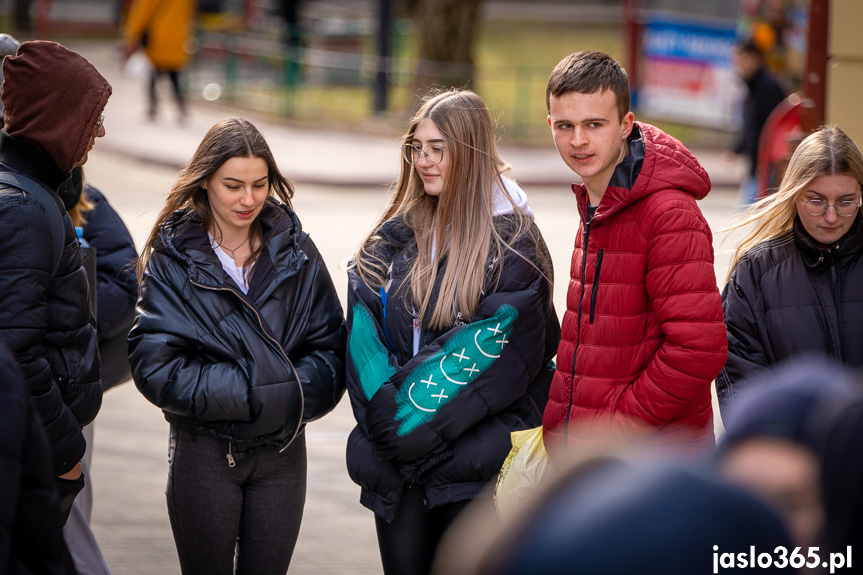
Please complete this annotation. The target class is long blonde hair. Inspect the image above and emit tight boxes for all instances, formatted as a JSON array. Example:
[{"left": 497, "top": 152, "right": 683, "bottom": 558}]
[
  {"left": 137, "top": 117, "right": 294, "bottom": 281},
  {"left": 353, "top": 88, "right": 547, "bottom": 330},
  {"left": 724, "top": 124, "right": 863, "bottom": 281}
]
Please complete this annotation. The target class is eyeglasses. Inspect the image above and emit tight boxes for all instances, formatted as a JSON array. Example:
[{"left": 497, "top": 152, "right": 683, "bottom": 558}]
[
  {"left": 96, "top": 115, "right": 105, "bottom": 131},
  {"left": 402, "top": 143, "right": 447, "bottom": 165},
  {"left": 800, "top": 196, "right": 862, "bottom": 218}
]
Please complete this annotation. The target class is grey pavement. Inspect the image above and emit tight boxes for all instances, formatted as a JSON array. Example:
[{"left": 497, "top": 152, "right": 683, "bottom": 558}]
[{"left": 64, "top": 38, "right": 745, "bottom": 575}]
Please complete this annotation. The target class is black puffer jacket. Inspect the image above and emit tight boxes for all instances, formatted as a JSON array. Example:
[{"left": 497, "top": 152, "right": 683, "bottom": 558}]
[
  {"left": 0, "top": 132, "right": 101, "bottom": 477},
  {"left": 717, "top": 215, "right": 863, "bottom": 416},
  {"left": 57, "top": 169, "right": 140, "bottom": 389},
  {"left": 345, "top": 210, "right": 560, "bottom": 522},
  {"left": 0, "top": 342, "right": 70, "bottom": 575},
  {"left": 81, "top": 186, "right": 138, "bottom": 345},
  {"left": 129, "top": 200, "right": 346, "bottom": 454},
  {"left": 81, "top": 185, "right": 139, "bottom": 390}
]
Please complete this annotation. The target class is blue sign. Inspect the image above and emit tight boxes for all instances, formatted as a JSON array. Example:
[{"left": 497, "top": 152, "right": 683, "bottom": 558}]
[
  {"left": 639, "top": 17, "right": 742, "bottom": 129},
  {"left": 643, "top": 19, "right": 737, "bottom": 66}
]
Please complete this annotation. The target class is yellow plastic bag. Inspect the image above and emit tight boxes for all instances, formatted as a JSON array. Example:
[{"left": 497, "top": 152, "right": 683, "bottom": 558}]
[{"left": 494, "top": 426, "right": 550, "bottom": 519}]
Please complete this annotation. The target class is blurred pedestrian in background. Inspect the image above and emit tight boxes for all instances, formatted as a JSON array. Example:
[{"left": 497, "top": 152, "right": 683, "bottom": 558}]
[
  {"left": 0, "top": 39, "right": 110, "bottom": 522},
  {"left": 122, "top": 0, "right": 194, "bottom": 123},
  {"left": 717, "top": 125, "right": 863, "bottom": 414},
  {"left": 56, "top": 165, "right": 139, "bottom": 575},
  {"left": 345, "top": 87, "right": 559, "bottom": 575},
  {"left": 129, "top": 117, "right": 346, "bottom": 575},
  {"left": 728, "top": 39, "right": 786, "bottom": 205},
  {"left": 541, "top": 51, "right": 726, "bottom": 458}
]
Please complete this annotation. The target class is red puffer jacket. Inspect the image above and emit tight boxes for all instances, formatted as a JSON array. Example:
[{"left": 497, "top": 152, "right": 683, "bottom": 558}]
[{"left": 542, "top": 123, "right": 727, "bottom": 456}]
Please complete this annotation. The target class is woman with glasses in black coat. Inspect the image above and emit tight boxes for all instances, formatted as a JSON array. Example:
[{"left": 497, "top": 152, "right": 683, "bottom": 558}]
[
  {"left": 345, "top": 89, "right": 559, "bottom": 575},
  {"left": 717, "top": 125, "right": 863, "bottom": 417}
]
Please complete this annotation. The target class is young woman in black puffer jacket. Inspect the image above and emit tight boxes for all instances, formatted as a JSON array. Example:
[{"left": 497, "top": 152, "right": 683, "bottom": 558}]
[
  {"left": 129, "top": 117, "right": 346, "bottom": 575},
  {"left": 718, "top": 125, "right": 863, "bottom": 416}
]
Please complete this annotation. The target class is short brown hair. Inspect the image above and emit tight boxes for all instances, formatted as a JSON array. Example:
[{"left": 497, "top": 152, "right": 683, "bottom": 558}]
[{"left": 546, "top": 51, "right": 630, "bottom": 120}]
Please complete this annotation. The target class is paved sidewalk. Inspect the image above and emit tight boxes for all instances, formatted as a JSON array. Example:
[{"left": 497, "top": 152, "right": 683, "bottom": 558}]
[{"left": 68, "top": 39, "right": 746, "bottom": 190}]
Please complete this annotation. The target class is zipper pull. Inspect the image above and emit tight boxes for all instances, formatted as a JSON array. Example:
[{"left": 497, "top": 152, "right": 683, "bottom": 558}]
[{"left": 226, "top": 442, "right": 236, "bottom": 468}]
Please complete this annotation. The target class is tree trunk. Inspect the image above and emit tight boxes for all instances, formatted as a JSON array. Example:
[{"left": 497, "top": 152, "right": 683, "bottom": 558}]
[{"left": 411, "top": 0, "right": 483, "bottom": 106}]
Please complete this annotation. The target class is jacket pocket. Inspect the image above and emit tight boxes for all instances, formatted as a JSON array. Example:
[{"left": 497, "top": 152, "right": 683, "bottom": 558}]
[{"left": 589, "top": 249, "right": 604, "bottom": 324}]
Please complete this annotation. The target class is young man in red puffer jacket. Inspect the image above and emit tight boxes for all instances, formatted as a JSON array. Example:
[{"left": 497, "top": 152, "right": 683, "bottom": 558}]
[{"left": 542, "top": 51, "right": 727, "bottom": 457}]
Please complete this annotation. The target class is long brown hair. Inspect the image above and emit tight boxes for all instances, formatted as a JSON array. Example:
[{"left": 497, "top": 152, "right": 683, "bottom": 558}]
[
  {"left": 137, "top": 117, "right": 294, "bottom": 280},
  {"left": 353, "top": 88, "right": 549, "bottom": 330},
  {"left": 723, "top": 124, "right": 863, "bottom": 282}
]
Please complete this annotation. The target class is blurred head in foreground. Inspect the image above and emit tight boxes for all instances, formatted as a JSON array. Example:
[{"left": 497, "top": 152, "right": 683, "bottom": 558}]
[
  {"left": 435, "top": 457, "right": 792, "bottom": 575},
  {"left": 717, "top": 355, "right": 857, "bottom": 549}
]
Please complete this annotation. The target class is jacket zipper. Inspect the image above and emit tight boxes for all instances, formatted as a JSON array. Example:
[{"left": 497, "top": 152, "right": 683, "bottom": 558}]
[
  {"left": 415, "top": 317, "right": 425, "bottom": 358},
  {"left": 189, "top": 280, "right": 305, "bottom": 460},
  {"left": 379, "top": 286, "right": 397, "bottom": 353},
  {"left": 589, "top": 249, "right": 604, "bottom": 324},
  {"left": 564, "top": 217, "right": 592, "bottom": 443},
  {"left": 826, "top": 250, "right": 844, "bottom": 359},
  {"left": 226, "top": 441, "right": 236, "bottom": 467}
]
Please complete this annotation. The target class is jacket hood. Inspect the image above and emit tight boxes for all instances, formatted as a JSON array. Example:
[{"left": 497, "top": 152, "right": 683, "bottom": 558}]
[
  {"left": 575, "top": 122, "right": 711, "bottom": 220},
  {"left": 155, "top": 199, "right": 305, "bottom": 288},
  {"left": 794, "top": 213, "right": 863, "bottom": 268},
  {"left": 0, "top": 130, "right": 70, "bottom": 191},
  {"left": 57, "top": 166, "right": 85, "bottom": 210},
  {"left": 372, "top": 179, "right": 535, "bottom": 264},
  {"left": 493, "top": 176, "right": 535, "bottom": 218},
  {"left": 2, "top": 41, "right": 112, "bottom": 173}
]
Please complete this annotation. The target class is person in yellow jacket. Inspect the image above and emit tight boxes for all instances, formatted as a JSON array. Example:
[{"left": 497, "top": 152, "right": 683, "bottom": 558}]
[{"left": 123, "top": 0, "right": 194, "bottom": 122}]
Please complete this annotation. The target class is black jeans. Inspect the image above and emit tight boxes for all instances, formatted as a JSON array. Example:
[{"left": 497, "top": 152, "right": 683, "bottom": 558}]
[
  {"left": 374, "top": 484, "right": 471, "bottom": 575},
  {"left": 166, "top": 425, "right": 307, "bottom": 575}
]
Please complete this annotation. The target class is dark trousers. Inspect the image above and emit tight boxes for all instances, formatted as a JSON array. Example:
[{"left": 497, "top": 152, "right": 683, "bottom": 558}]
[
  {"left": 148, "top": 69, "right": 186, "bottom": 117},
  {"left": 374, "top": 484, "right": 471, "bottom": 575},
  {"left": 166, "top": 425, "right": 307, "bottom": 575}
]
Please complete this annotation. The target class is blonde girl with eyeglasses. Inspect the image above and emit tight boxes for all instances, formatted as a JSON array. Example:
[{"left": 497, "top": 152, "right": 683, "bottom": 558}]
[
  {"left": 717, "top": 125, "right": 863, "bottom": 415},
  {"left": 344, "top": 88, "right": 560, "bottom": 575}
]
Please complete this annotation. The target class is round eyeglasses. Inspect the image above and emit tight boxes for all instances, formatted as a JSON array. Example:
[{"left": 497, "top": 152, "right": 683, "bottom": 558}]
[
  {"left": 96, "top": 114, "right": 105, "bottom": 131},
  {"left": 800, "top": 196, "right": 862, "bottom": 218},
  {"left": 402, "top": 143, "right": 447, "bottom": 165}
]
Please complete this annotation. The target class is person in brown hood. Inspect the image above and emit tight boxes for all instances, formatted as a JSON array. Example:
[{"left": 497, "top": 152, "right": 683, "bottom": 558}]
[{"left": 0, "top": 40, "right": 111, "bottom": 523}]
